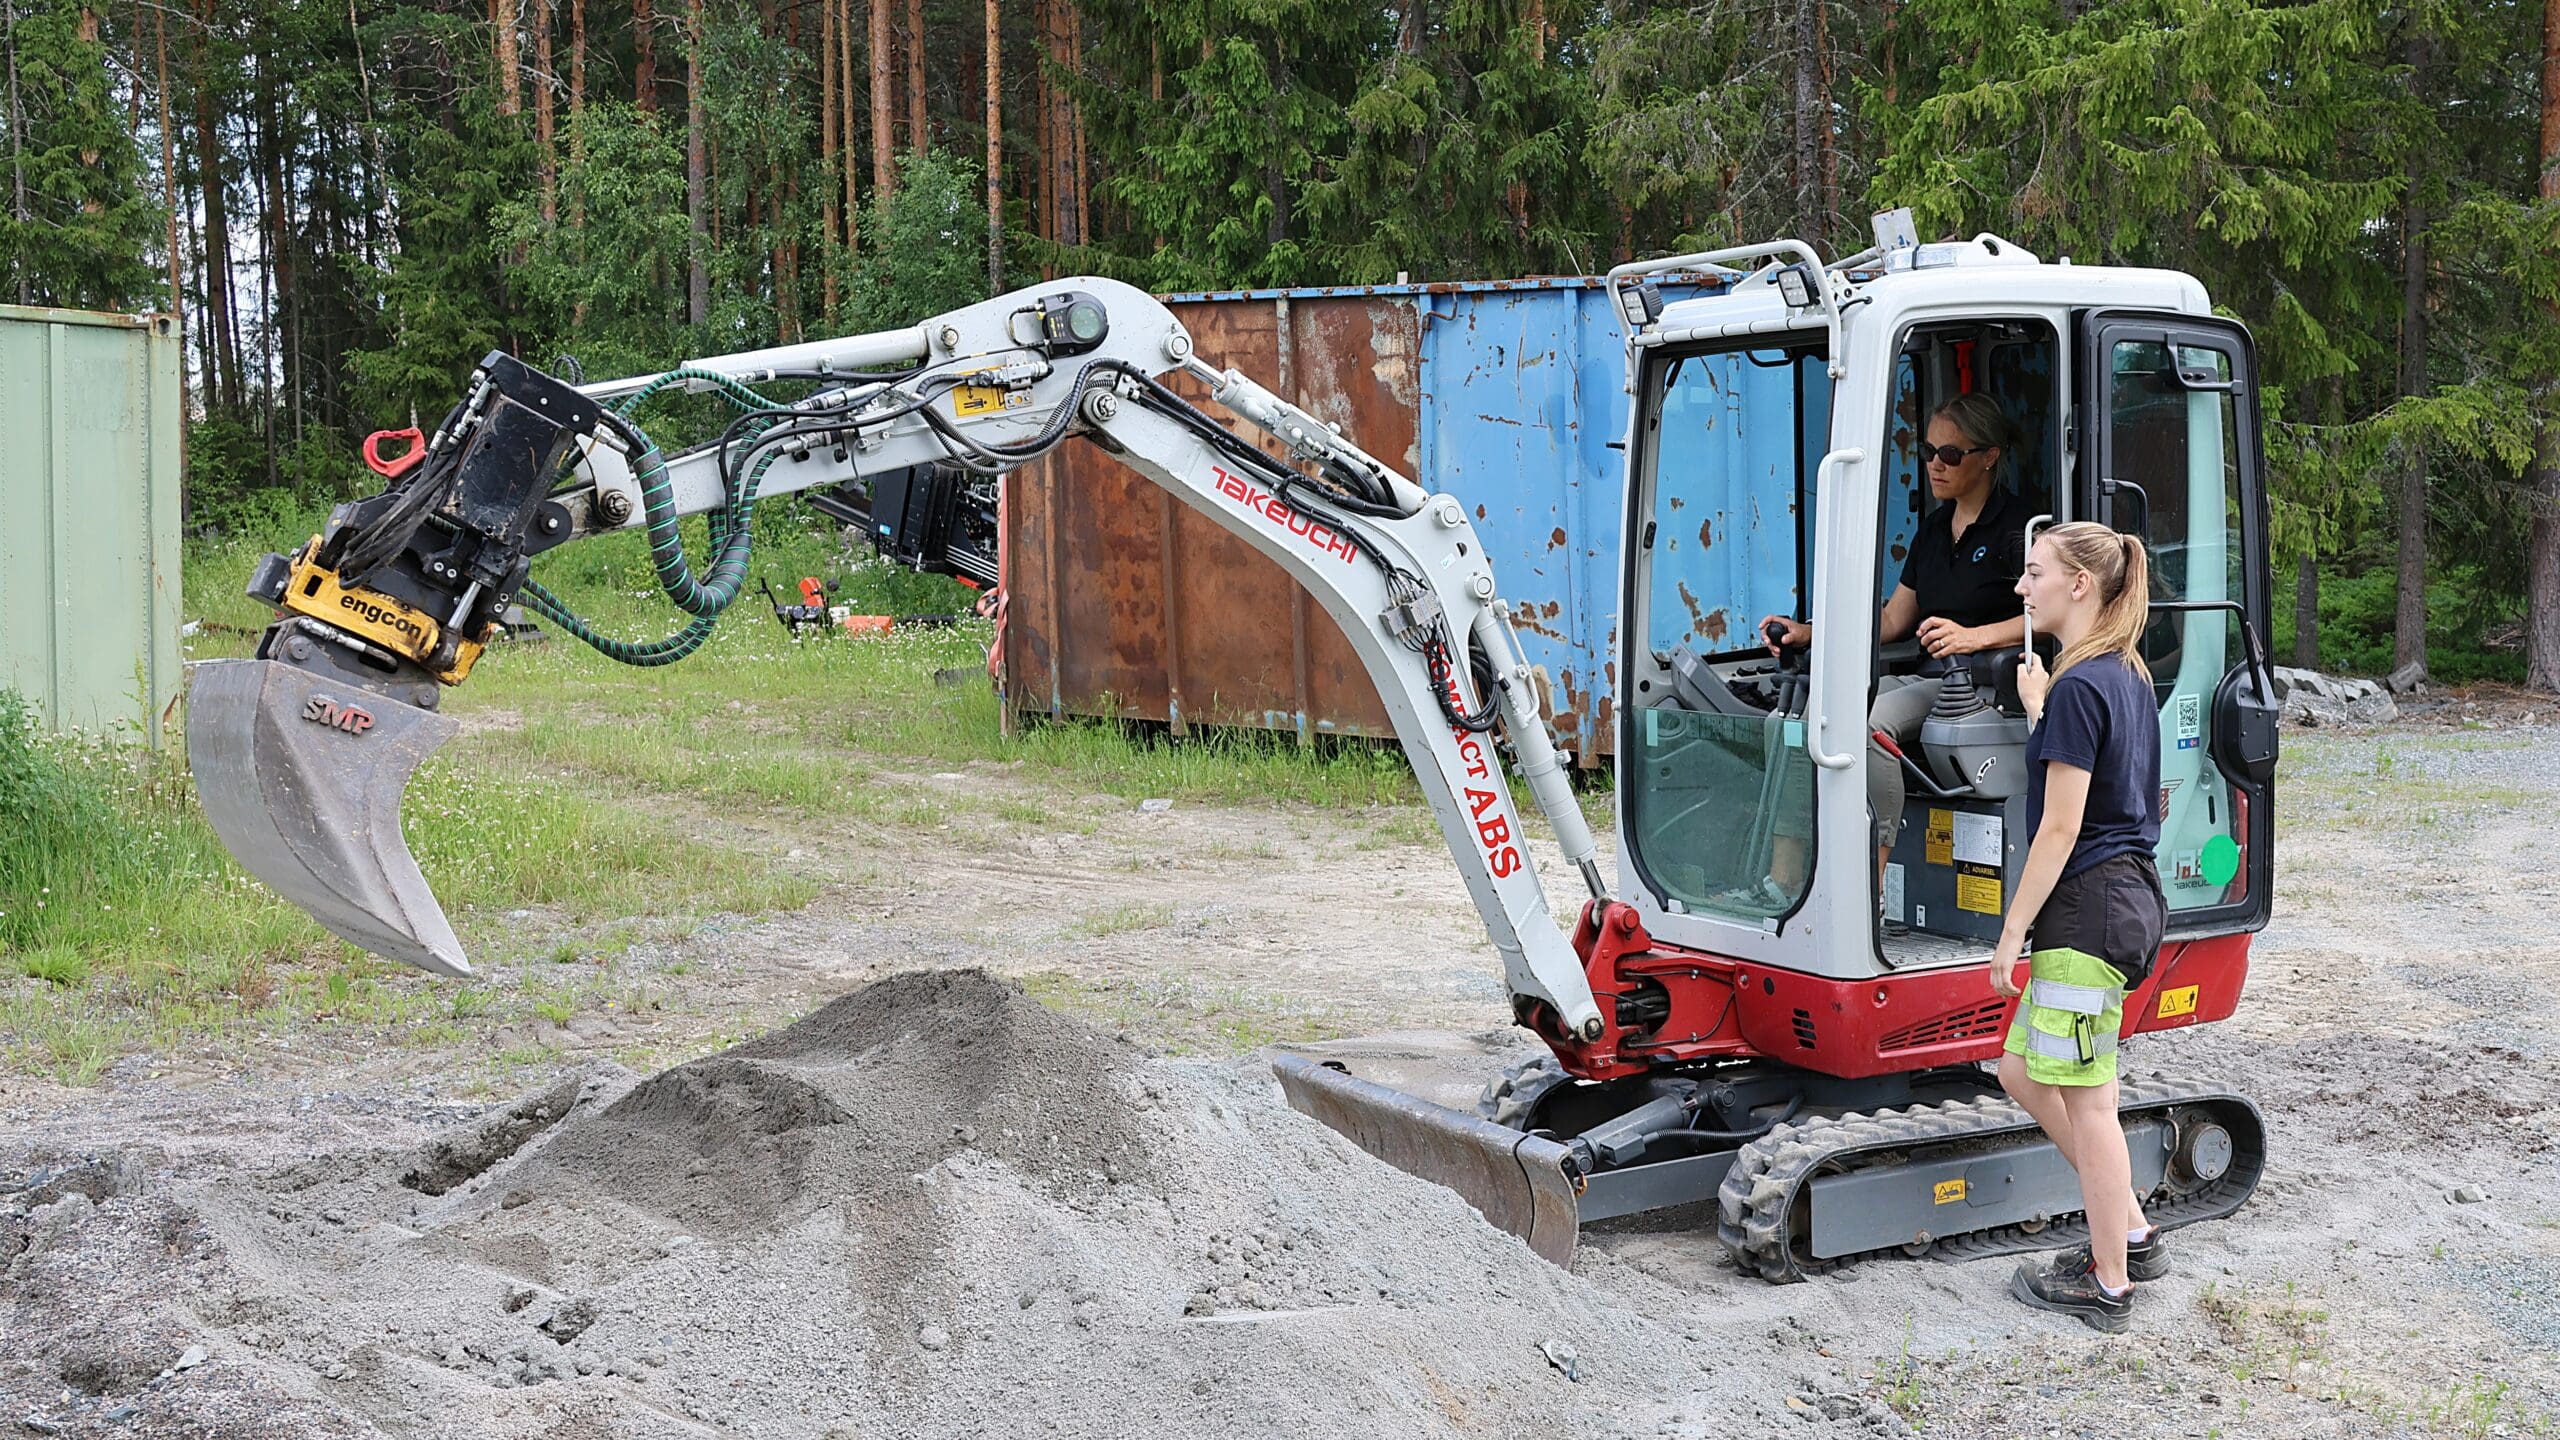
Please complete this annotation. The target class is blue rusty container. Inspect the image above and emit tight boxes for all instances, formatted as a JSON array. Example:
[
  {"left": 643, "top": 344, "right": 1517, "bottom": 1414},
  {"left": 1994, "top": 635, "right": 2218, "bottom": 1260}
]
[{"left": 1000, "top": 277, "right": 1712, "bottom": 763}]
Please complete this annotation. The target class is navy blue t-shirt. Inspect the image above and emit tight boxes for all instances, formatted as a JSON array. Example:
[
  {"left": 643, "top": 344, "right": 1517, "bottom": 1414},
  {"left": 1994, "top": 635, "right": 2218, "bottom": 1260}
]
[{"left": 2024, "top": 654, "right": 2161, "bottom": 879}]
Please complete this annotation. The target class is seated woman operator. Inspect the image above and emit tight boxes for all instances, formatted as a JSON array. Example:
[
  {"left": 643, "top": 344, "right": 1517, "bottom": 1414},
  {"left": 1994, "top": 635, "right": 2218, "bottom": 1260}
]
[{"left": 1759, "top": 391, "right": 2029, "bottom": 918}]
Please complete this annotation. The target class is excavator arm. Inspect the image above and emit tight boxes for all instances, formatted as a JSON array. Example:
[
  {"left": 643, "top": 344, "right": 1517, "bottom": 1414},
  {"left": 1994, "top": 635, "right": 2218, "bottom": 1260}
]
[{"left": 188, "top": 277, "right": 1609, "bottom": 1046}]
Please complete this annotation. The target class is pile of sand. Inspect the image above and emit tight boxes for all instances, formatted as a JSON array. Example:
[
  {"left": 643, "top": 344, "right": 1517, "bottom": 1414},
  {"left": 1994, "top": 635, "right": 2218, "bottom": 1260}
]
[{"left": 2, "top": 970, "right": 1904, "bottom": 1438}]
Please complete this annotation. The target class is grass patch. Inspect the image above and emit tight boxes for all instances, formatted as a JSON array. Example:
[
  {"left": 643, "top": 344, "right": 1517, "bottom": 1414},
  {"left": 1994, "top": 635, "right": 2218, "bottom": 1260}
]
[
  {"left": 0, "top": 682, "right": 818, "bottom": 1082},
  {"left": 1019, "top": 970, "right": 1355, "bottom": 1055},
  {"left": 14, "top": 946, "right": 87, "bottom": 986},
  {"left": 2198, "top": 1281, "right": 2333, "bottom": 1390},
  {"left": 2281, "top": 732, "right": 2540, "bottom": 833},
  {"left": 1062, "top": 902, "right": 1177, "bottom": 939},
  {"left": 460, "top": 616, "right": 1428, "bottom": 813}
]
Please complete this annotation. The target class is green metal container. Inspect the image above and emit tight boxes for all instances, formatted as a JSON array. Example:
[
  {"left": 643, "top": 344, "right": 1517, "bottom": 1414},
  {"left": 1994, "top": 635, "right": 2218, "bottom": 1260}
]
[{"left": 0, "top": 305, "right": 185, "bottom": 745}]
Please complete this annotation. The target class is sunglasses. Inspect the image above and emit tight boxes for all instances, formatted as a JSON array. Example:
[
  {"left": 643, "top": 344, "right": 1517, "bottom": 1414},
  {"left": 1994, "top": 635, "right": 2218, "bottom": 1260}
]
[{"left": 1921, "top": 443, "right": 1992, "bottom": 467}]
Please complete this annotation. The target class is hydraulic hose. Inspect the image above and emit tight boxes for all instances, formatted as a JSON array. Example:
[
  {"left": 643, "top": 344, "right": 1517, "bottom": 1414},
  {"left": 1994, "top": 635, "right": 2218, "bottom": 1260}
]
[{"left": 523, "top": 366, "right": 791, "bottom": 665}]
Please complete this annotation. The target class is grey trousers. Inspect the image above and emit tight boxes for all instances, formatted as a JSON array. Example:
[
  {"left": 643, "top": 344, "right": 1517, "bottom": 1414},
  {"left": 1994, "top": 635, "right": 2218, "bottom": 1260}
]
[{"left": 1868, "top": 676, "right": 1938, "bottom": 850}]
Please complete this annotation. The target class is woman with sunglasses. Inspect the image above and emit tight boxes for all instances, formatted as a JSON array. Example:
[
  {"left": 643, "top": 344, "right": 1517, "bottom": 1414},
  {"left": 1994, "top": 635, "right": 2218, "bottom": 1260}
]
[{"left": 1760, "top": 392, "right": 2029, "bottom": 922}]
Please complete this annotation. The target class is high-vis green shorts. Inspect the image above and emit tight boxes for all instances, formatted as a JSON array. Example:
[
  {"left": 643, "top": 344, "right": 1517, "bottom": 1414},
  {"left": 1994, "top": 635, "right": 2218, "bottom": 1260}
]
[
  {"left": 2003, "top": 947, "right": 2131, "bottom": 1086},
  {"left": 2002, "top": 855, "right": 2166, "bottom": 1087}
]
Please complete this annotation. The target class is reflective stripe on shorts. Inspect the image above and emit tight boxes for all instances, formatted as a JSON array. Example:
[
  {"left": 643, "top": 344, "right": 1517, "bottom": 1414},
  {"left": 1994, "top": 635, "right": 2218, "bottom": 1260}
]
[
  {"left": 2024, "top": 1024, "right": 2118, "bottom": 1060},
  {"left": 2028, "top": 977, "right": 2119, "bottom": 1016}
]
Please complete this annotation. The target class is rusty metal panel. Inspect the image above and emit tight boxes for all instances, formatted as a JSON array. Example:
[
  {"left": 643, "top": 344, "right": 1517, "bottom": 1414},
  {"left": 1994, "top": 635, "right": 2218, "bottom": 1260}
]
[
  {"left": 1001, "top": 280, "right": 1702, "bottom": 758},
  {"left": 0, "top": 306, "right": 184, "bottom": 745}
]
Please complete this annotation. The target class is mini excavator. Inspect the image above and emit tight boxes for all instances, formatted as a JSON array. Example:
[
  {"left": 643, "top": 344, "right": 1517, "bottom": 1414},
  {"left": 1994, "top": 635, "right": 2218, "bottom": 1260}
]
[{"left": 189, "top": 210, "right": 2276, "bottom": 1278}]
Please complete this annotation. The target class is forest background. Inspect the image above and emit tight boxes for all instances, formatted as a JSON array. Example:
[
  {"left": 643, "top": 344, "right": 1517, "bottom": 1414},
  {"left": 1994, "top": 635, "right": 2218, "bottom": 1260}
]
[{"left": 5, "top": 0, "right": 2558, "bottom": 687}]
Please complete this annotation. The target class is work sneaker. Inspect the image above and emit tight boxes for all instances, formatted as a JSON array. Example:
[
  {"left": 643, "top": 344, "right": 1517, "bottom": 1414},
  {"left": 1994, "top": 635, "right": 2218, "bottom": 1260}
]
[
  {"left": 2048, "top": 1227, "right": 2170, "bottom": 1283},
  {"left": 2010, "top": 1256, "right": 2134, "bottom": 1333}
]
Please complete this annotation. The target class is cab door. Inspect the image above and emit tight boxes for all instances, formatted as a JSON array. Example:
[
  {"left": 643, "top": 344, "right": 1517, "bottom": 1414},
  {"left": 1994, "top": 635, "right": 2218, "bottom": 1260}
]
[{"left": 2076, "top": 313, "right": 2279, "bottom": 934}]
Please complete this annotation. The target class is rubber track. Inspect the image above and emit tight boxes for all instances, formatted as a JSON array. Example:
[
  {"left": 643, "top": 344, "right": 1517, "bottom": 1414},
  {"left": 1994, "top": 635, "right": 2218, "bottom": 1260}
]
[{"left": 1714, "top": 1073, "right": 2265, "bottom": 1283}]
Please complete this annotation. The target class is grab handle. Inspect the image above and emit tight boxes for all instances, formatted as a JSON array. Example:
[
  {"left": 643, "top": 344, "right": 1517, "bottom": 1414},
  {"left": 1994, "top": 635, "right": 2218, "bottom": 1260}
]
[{"left": 1805, "top": 447, "right": 1866, "bottom": 771}]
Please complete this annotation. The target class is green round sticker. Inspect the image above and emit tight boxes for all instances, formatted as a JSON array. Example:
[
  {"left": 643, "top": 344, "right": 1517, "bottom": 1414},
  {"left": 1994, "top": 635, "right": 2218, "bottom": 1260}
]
[{"left": 2200, "top": 834, "right": 2241, "bottom": 887}]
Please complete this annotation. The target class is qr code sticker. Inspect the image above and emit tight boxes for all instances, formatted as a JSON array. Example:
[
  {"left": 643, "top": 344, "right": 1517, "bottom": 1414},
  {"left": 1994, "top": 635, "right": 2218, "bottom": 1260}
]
[{"left": 2175, "top": 694, "right": 2202, "bottom": 749}]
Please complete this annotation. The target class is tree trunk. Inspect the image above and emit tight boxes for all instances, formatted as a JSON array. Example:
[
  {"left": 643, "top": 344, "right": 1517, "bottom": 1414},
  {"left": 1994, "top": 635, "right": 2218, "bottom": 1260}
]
[
  {"left": 870, "top": 0, "right": 894, "bottom": 196},
  {"left": 494, "top": 0, "right": 521, "bottom": 116},
  {"left": 821, "top": 0, "right": 841, "bottom": 318},
  {"left": 1882, "top": 0, "right": 1898, "bottom": 108},
  {"left": 570, "top": 0, "right": 585, "bottom": 121},
  {"left": 255, "top": 50, "right": 277, "bottom": 481},
  {"left": 775, "top": 0, "right": 799, "bottom": 342},
  {"left": 534, "top": 0, "right": 556, "bottom": 222},
  {"left": 2392, "top": 34, "right": 2432, "bottom": 678},
  {"left": 977, "top": 0, "right": 998, "bottom": 292},
  {"left": 839, "top": 0, "right": 858, "bottom": 250},
  {"left": 1791, "top": 0, "right": 1817, "bottom": 241},
  {"left": 684, "top": 0, "right": 707, "bottom": 324},
  {"left": 1815, "top": 0, "right": 1836, "bottom": 236},
  {"left": 1069, "top": 0, "right": 1085, "bottom": 247},
  {"left": 634, "top": 0, "right": 656, "bottom": 111},
  {"left": 152, "top": 4, "right": 187, "bottom": 431},
  {"left": 7, "top": 2, "right": 29, "bottom": 306},
  {"left": 193, "top": 1, "right": 238, "bottom": 411},
  {"left": 2527, "top": 0, "right": 2560, "bottom": 692},
  {"left": 1033, "top": 0, "right": 1048, "bottom": 262},
  {"left": 265, "top": 51, "right": 291, "bottom": 424},
  {"left": 2293, "top": 550, "right": 2320, "bottom": 669},
  {"left": 1505, "top": 0, "right": 1541, "bottom": 237},
  {"left": 568, "top": 0, "right": 585, "bottom": 230},
  {"left": 907, "top": 0, "right": 925, "bottom": 153}
]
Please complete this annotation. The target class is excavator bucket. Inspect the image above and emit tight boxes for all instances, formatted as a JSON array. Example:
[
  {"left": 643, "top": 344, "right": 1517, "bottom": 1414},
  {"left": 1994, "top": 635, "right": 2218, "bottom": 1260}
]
[
  {"left": 1270, "top": 1054, "right": 1582, "bottom": 1266},
  {"left": 186, "top": 658, "right": 472, "bottom": 977}
]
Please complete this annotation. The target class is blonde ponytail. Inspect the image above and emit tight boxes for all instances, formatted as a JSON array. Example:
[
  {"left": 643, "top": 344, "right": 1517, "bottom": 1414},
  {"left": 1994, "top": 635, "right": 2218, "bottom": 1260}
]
[{"left": 2043, "top": 521, "right": 2151, "bottom": 682}]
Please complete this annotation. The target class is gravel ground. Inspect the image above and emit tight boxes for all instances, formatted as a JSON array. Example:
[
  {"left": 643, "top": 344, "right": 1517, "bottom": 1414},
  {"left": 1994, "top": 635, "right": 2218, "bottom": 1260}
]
[{"left": 5, "top": 713, "right": 2558, "bottom": 1437}]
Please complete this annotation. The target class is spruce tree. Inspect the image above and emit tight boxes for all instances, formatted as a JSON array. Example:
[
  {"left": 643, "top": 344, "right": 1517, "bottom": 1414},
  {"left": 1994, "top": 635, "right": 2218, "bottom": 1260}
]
[{"left": 1, "top": 0, "right": 158, "bottom": 310}]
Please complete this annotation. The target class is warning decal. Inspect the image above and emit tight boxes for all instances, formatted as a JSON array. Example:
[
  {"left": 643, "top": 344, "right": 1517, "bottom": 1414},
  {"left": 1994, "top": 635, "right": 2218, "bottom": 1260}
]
[
  {"left": 951, "top": 384, "right": 1008, "bottom": 416},
  {"left": 1955, "top": 865, "right": 2002, "bottom": 914},
  {"left": 2156, "top": 985, "right": 2200, "bottom": 1020},
  {"left": 1925, "top": 809, "right": 1954, "bottom": 867},
  {"left": 1933, "top": 1179, "right": 1967, "bottom": 1205}
]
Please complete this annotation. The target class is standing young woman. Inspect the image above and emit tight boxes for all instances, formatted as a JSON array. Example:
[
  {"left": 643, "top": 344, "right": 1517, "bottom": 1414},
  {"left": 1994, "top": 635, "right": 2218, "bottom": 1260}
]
[{"left": 1992, "top": 521, "right": 2169, "bottom": 1332}]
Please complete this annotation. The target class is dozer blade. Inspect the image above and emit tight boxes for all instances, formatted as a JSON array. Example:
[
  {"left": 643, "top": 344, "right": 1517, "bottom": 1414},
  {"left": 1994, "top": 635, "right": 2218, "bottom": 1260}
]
[
  {"left": 187, "top": 658, "right": 471, "bottom": 977},
  {"left": 1271, "top": 1053, "right": 1581, "bottom": 1266}
]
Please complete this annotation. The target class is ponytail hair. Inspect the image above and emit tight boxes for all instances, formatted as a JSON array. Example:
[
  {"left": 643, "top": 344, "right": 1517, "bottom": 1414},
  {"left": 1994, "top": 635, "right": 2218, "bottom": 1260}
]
[{"left": 2040, "top": 521, "right": 2151, "bottom": 682}]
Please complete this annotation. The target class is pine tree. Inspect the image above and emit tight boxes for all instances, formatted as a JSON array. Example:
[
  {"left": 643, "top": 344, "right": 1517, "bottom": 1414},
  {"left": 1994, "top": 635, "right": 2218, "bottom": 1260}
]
[
  {"left": 2530, "top": 0, "right": 2560, "bottom": 690},
  {"left": 1585, "top": 0, "right": 1868, "bottom": 253},
  {"left": 1305, "top": 0, "right": 1603, "bottom": 281},
  {"left": 0, "top": 0, "right": 159, "bottom": 309}
]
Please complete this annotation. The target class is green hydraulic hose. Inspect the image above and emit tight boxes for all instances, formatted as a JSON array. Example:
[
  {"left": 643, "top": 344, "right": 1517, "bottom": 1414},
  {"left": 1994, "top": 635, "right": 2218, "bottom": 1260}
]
[{"left": 518, "top": 366, "right": 792, "bottom": 666}]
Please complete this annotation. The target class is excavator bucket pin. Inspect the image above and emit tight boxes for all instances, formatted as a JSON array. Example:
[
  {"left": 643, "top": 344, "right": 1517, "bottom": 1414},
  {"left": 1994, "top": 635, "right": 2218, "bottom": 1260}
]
[{"left": 186, "top": 658, "right": 471, "bottom": 977}]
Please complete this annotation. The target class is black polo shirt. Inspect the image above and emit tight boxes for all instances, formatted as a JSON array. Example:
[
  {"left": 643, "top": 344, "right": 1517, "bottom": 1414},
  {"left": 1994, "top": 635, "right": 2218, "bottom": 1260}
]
[{"left": 1897, "top": 486, "right": 2028, "bottom": 629}]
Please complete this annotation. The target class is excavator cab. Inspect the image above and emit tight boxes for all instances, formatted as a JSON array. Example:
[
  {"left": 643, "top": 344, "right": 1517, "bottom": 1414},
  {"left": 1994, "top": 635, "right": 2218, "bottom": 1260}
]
[
  {"left": 1612, "top": 228, "right": 2277, "bottom": 1010},
  {"left": 1354, "top": 222, "right": 2279, "bottom": 1273}
]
